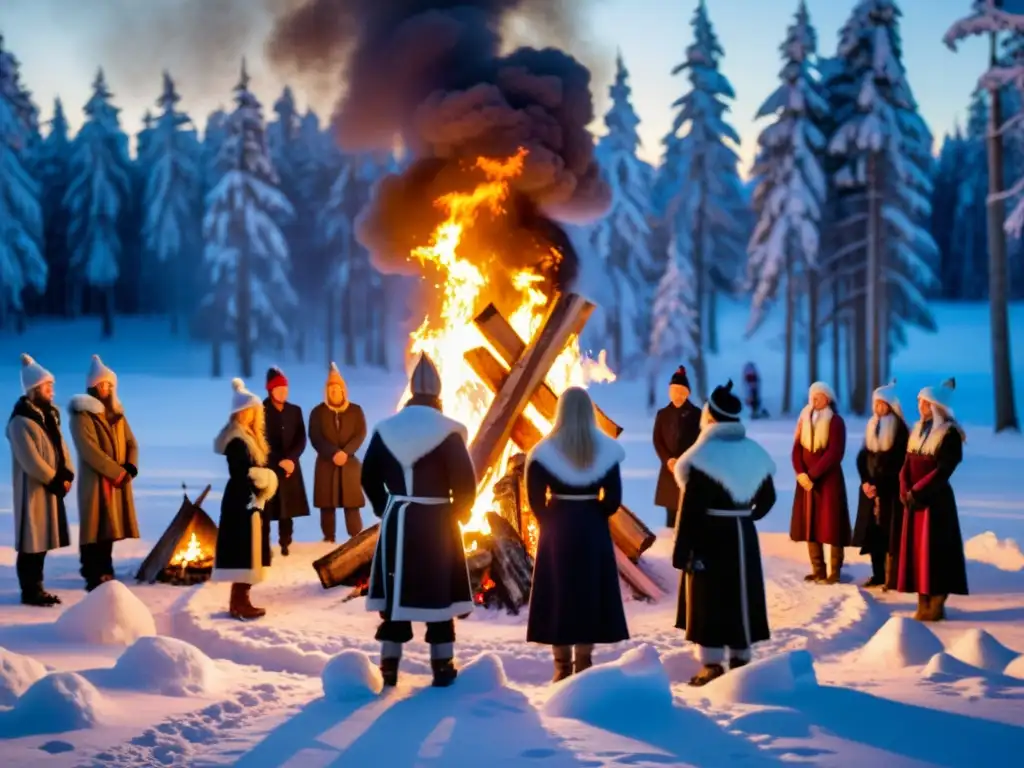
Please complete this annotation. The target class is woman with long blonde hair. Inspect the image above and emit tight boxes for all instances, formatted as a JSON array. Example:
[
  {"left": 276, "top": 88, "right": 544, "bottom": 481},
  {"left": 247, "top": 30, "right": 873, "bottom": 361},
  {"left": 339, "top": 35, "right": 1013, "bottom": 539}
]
[
  {"left": 212, "top": 379, "right": 279, "bottom": 620},
  {"left": 525, "top": 387, "right": 629, "bottom": 682}
]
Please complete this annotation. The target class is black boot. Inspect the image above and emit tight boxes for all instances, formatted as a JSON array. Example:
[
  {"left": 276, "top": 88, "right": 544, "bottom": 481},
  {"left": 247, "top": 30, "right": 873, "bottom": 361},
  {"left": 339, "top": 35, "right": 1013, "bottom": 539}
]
[
  {"left": 688, "top": 664, "right": 725, "bottom": 687},
  {"left": 729, "top": 656, "right": 749, "bottom": 670},
  {"left": 380, "top": 657, "right": 399, "bottom": 687},
  {"left": 21, "top": 588, "right": 59, "bottom": 607},
  {"left": 431, "top": 658, "right": 458, "bottom": 688}
]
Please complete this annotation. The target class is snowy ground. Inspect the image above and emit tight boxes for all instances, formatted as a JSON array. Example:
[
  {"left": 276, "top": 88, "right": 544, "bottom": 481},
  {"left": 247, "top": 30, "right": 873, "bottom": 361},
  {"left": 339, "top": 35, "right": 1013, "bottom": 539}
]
[{"left": 0, "top": 302, "right": 1023, "bottom": 766}]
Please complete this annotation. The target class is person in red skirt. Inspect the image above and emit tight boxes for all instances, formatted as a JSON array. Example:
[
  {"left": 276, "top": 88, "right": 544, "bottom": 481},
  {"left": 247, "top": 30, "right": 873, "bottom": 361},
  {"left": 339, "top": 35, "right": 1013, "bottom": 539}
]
[{"left": 896, "top": 378, "right": 968, "bottom": 621}]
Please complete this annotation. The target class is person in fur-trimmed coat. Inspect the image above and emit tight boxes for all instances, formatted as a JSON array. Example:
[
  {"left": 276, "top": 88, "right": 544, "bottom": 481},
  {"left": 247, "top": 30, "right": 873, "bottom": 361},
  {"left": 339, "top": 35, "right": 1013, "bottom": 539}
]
[
  {"left": 852, "top": 381, "right": 909, "bottom": 590},
  {"left": 652, "top": 365, "right": 701, "bottom": 528},
  {"left": 7, "top": 355, "right": 74, "bottom": 606},
  {"left": 526, "top": 387, "right": 629, "bottom": 683},
  {"left": 896, "top": 379, "right": 969, "bottom": 622},
  {"left": 362, "top": 354, "right": 477, "bottom": 689},
  {"left": 673, "top": 381, "right": 777, "bottom": 687},
  {"left": 68, "top": 356, "right": 140, "bottom": 592},
  {"left": 789, "top": 381, "right": 851, "bottom": 584},
  {"left": 212, "top": 379, "right": 279, "bottom": 621}
]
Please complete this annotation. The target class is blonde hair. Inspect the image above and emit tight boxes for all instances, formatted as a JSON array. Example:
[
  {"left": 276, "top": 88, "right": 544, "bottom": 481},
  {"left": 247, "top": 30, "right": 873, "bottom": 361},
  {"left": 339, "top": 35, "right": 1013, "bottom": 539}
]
[
  {"left": 550, "top": 387, "right": 598, "bottom": 469},
  {"left": 232, "top": 405, "right": 270, "bottom": 465}
]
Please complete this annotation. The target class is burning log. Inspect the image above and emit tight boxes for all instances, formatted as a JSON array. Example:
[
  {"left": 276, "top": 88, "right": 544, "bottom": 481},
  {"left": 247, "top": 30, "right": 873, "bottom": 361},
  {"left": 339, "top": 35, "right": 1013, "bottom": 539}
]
[
  {"left": 464, "top": 347, "right": 544, "bottom": 450},
  {"left": 312, "top": 523, "right": 380, "bottom": 590},
  {"left": 610, "top": 507, "right": 657, "bottom": 563},
  {"left": 485, "top": 511, "right": 534, "bottom": 614},
  {"left": 136, "top": 485, "right": 218, "bottom": 585}
]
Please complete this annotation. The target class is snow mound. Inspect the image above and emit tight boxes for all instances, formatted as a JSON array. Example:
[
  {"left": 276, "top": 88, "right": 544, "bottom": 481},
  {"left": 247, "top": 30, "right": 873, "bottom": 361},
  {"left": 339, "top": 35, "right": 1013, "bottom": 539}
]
[
  {"left": 922, "top": 652, "right": 989, "bottom": 682},
  {"left": 109, "top": 636, "right": 221, "bottom": 696},
  {"left": 1005, "top": 655, "right": 1024, "bottom": 679},
  {"left": 661, "top": 648, "right": 702, "bottom": 683},
  {"left": 4, "top": 673, "right": 107, "bottom": 734},
  {"left": 543, "top": 645, "right": 671, "bottom": 724},
  {"left": 964, "top": 532, "right": 1024, "bottom": 571},
  {"left": 948, "top": 629, "right": 1020, "bottom": 673},
  {"left": 860, "top": 616, "right": 944, "bottom": 668},
  {"left": 457, "top": 653, "right": 507, "bottom": 695},
  {"left": 0, "top": 647, "right": 49, "bottom": 707},
  {"left": 55, "top": 581, "right": 156, "bottom": 646},
  {"left": 703, "top": 650, "right": 817, "bottom": 705},
  {"left": 322, "top": 651, "right": 382, "bottom": 701}
]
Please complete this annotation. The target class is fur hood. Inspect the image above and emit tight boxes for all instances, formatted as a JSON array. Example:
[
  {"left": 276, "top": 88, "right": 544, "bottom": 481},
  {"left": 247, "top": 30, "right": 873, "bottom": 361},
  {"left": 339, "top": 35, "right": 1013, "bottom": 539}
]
[
  {"left": 214, "top": 422, "right": 269, "bottom": 467},
  {"left": 68, "top": 393, "right": 124, "bottom": 416},
  {"left": 674, "top": 421, "right": 776, "bottom": 505},
  {"left": 374, "top": 405, "right": 468, "bottom": 468},
  {"left": 527, "top": 430, "right": 626, "bottom": 487}
]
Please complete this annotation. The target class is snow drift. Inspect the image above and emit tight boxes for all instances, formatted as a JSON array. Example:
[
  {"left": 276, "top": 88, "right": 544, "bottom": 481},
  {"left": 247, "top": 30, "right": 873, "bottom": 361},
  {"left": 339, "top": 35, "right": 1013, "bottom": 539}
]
[
  {"left": 0, "top": 673, "right": 107, "bottom": 736},
  {"left": 860, "top": 616, "right": 944, "bottom": 668},
  {"left": 922, "top": 652, "right": 991, "bottom": 682},
  {"left": 1005, "top": 655, "right": 1024, "bottom": 679},
  {"left": 107, "top": 636, "right": 221, "bottom": 696},
  {"left": 322, "top": 651, "right": 383, "bottom": 701},
  {"left": 54, "top": 581, "right": 157, "bottom": 645},
  {"left": 543, "top": 645, "right": 672, "bottom": 724},
  {"left": 455, "top": 653, "right": 507, "bottom": 695},
  {"left": 947, "top": 629, "right": 1020, "bottom": 673},
  {"left": 703, "top": 650, "right": 818, "bottom": 705},
  {"left": 964, "top": 532, "right": 1024, "bottom": 571},
  {"left": 0, "top": 647, "right": 49, "bottom": 707}
]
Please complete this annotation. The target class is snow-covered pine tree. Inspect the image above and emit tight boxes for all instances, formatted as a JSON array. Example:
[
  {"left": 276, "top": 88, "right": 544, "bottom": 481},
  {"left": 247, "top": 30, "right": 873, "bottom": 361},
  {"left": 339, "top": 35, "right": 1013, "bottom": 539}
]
[
  {"left": 64, "top": 69, "right": 131, "bottom": 336},
  {"left": 747, "top": 1, "right": 828, "bottom": 413},
  {"left": 202, "top": 61, "right": 296, "bottom": 377},
  {"left": 656, "top": 0, "right": 747, "bottom": 393},
  {"left": 648, "top": 226, "right": 699, "bottom": 406},
  {"left": 143, "top": 71, "right": 199, "bottom": 334},
  {"left": 951, "top": 97, "right": 989, "bottom": 299},
  {"left": 0, "top": 33, "right": 46, "bottom": 330},
  {"left": 36, "top": 98, "right": 72, "bottom": 316},
  {"left": 588, "top": 52, "right": 657, "bottom": 373},
  {"left": 930, "top": 125, "right": 968, "bottom": 297}
]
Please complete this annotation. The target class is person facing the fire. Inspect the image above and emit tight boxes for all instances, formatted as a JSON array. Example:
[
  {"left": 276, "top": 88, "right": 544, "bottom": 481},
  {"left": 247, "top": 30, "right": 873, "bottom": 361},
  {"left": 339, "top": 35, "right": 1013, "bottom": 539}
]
[
  {"left": 895, "top": 379, "right": 969, "bottom": 622},
  {"left": 672, "top": 380, "right": 777, "bottom": 687},
  {"left": 852, "top": 380, "right": 909, "bottom": 590},
  {"left": 67, "top": 356, "right": 140, "bottom": 592},
  {"left": 7, "top": 354, "right": 74, "bottom": 606},
  {"left": 262, "top": 367, "right": 310, "bottom": 556},
  {"left": 309, "top": 363, "right": 367, "bottom": 543},
  {"left": 652, "top": 365, "right": 701, "bottom": 529},
  {"left": 212, "top": 379, "right": 279, "bottom": 621},
  {"left": 362, "top": 353, "right": 477, "bottom": 689},
  {"left": 789, "top": 381, "right": 851, "bottom": 584},
  {"left": 526, "top": 386, "right": 629, "bottom": 683}
]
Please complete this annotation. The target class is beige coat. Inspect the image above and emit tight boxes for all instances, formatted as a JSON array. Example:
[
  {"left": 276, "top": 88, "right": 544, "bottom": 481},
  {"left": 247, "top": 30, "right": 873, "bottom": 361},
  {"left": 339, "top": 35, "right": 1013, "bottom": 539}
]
[
  {"left": 6, "top": 398, "right": 74, "bottom": 553},
  {"left": 68, "top": 394, "right": 140, "bottom": 545}
]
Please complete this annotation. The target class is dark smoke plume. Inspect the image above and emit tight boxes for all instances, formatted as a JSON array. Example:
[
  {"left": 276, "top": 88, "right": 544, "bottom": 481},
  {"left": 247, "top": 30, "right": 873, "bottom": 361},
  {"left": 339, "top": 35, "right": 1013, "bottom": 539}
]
[{"left": 270, "top": 0, "right": 610, "bottom": 299}]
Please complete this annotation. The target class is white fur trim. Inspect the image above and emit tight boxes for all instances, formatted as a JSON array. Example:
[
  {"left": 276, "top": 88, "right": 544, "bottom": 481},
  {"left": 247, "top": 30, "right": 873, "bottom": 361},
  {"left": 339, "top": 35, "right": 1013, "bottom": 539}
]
[
  {"left": 68, "top": 394, "right": 105, "bottom": 415},
  {"left": 809, "top": 381, "right": 837, "bottom": 405},
  {"left": 248, "top": 467, "right": 278, "bottom": 510},
  {"left": 212, "top": 511, "right": 265, "bottom": 585},
  {"left": 673, "top": 421, "right": 776, "bottom": 505},
  {"left": 526, "top": 431, "right": 625, "bottom": 487},
  {"left": 374, "top": 405, "right": 468, "bottom": 469},
  {"left": 908, "top": 418, "right": 965, "bottom": 456},
  {"left": 864, "top": 414, "right": 900, "bottom": 453},
  {"left": 796, "top": 405, "right": 833, "bottom": 453},
  {"left": 214, "top": 422, "right": 268, "bottom": 466}
]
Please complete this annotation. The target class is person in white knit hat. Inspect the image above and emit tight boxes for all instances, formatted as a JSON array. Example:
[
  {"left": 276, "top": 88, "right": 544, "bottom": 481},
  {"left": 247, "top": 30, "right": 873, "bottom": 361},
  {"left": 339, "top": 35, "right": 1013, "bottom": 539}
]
[
  {"left": 852, "top": 380, "right": 909, "bottom": 591},
  {"left": 894, "top": 378, "right": 968, "bottom": 621},
  {"left": 362, "top": 353, "right": 477, "bottom": 688},
  {"left": 6, "top": 354, "right": 74, "bottom": 606},
  {"left": 212, "top": 378, "right": 279, "bottom": 620},
  {"left": 67, "top": 355, "right": 140, "bottom": 591},
  {"left": 789, "top": 381, "right": 851, "bottom": 584}
]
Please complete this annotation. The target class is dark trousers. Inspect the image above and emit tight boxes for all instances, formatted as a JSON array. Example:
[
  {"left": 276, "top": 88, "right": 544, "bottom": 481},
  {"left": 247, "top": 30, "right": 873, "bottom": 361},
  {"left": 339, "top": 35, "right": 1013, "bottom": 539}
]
[
  {"left": 320, "top": 507, "right": 363, "bottom": 541},
  {"left": 16, "top": 551, "right": 47, "bottom": 595},
  {"left": 80, "top": 540, "right": 115, "bottom": 587},
  {"left": 664, "top": 505, "right": 678, "bottom": 529},
  {"left": 375, "top": 618, "right": 456, "bottom": 646},
  {"left": 276, "top": 518, "right": 294, "bottom": 548}
]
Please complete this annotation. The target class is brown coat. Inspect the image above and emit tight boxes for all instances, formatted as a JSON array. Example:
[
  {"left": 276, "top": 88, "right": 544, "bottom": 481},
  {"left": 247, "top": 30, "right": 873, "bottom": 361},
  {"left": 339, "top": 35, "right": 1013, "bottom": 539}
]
[
  {"left": 309, "top": 402, "right": 366, "bottom": 509},
  {"left": 68, "top": 394, "right": 140, "bottom": 545}
]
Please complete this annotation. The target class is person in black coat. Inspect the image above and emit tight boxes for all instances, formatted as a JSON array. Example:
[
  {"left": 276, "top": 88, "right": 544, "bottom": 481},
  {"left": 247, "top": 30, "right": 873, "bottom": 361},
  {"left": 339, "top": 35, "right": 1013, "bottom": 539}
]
[
  {"left": 362, "top": 354, "right": 477, "bottom": 688},
  {"left": 672, "top": 381, "right": 777, "bottom": 687},
  {"left": 652, "top": 365, "right": 701, "bottom": 528},
  {"left": 851, "top": 381, "right": 909, "bottom": 590},
  {"left": 526, "top": 387, "right": 630, "bottom": 683},
  {"left": 212, "top": 379, "right": 279, "bottom": 621},
  {"left": 262, "top": 367, "right": 311, "bottom": 556}
]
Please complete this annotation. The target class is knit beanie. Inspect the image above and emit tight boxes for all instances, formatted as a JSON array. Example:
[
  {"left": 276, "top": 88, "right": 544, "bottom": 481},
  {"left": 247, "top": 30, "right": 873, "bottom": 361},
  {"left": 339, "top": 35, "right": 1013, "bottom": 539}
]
[
  {"left": 872, "top": 379, "right": 903, "bottom": 418},
  {"left": 707, "top": 379, "right": 742, "bottom": 422},
  {"left": 410, "top": 353, "right": 441, "bottom": 397},
  {"left": 20, "top": 354, "right": 54, "bottom": 394},
  {"left": 918, "top": 378, "right": 956, "bottom": 418},
  {"left": 809, "top": 381, "right": 837, "bottom": 406},
  {"left": 266, "top": 366, "right": 288, "bottom": 392},
  {"left": 230, "top": 378, "right": 262, "bottom": 414},
  {"left": 670, "top": 365, "right": 690, "bottom": 389},
  {"left": 86, "top": 354, "right": 116, "bottom": 388}
]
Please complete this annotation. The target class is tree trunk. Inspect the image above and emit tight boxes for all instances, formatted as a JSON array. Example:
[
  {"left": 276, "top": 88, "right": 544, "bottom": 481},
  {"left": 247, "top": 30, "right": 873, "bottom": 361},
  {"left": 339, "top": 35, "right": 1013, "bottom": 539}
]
[
  {"left": 15, "top": 310, "right": 25, "bottom": 335},
  {"left": 343, "top": 274, "right": 356, "bottom": 367},
  {"left": 782, "top": 249, "right": 794, "bottom": 415},
  {"left": 326, "top": 292, "right": 336, "bottom": 367},
  {"left": 987, "top": 33, "right": 1020, "bottom": 432},
  {"left": 852, "top": 279, "right": 868, "bottom": 415},
  {"left": 237, "top": 245, "right": 253, "bottom": 378},
  {"left": 169, "top": 258, "right": 180, "bottom": 335},
  {"left": 866, "top": 152, "right": 882, "bottom": 395},
  {"left": 832, "top": 274, "right": 841, "bottom": 402},
  {"left": 101, "top": 286, "right": 115, "bottom": 338},
  {"left": 707, "top": 288, "right": 719, "bottom": 355},
  {"left": 808, "top": 269, "right": 819, "bottom": 384},
  {"left": 693, "top": 187, "right": 708, "bottom": 401}
]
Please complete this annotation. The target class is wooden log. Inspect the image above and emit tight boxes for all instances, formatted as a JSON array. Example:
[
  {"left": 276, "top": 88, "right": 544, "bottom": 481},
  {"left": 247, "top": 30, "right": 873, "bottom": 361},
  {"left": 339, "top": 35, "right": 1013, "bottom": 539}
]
[
  {"left": 615, "top": 546, "right": 664, "bottom": 602},
  {"left": 312, "top": 523, "right": 380, "bottom": 590},
  {"left": 469, "top": 293, "right": 594, "bottom": 479},
  {"left": 609, "top": 505, "right": 657, "bottom": 562},
  {"left": 464, "top": 347, "right": 544, "bottom": 450},
  {"left": 473, "top": 303, "right": 623, "bottom": 437},
  {"left": 485, "top": 512, "right": 534, "bottom": 615}
]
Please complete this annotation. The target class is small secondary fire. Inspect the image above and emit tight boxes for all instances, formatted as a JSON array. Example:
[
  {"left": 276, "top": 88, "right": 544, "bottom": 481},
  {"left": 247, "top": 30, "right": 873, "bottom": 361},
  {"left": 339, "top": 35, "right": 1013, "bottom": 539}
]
[{"left": 170, "top": 532, "right": 207, "bottom": 572}]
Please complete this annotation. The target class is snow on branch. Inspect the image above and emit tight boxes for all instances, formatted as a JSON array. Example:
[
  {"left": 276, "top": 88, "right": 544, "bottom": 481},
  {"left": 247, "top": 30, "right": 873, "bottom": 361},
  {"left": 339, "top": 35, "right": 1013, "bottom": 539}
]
[{"left": 944, "top": 2, "right": 1024, "bottom": 51}]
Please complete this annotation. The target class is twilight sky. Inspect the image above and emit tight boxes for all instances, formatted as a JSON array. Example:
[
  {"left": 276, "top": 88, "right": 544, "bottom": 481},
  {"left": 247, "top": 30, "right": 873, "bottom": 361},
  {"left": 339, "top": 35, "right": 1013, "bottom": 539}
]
[{"left": 0, "top": 0, "right": 992, "bottom": 175}]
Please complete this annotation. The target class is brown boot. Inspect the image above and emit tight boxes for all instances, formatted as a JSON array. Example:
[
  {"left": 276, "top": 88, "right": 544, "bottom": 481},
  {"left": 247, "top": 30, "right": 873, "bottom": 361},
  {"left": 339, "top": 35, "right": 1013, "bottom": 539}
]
[
  {"left": 229, "top": 583, "right": 266, "bottom": 621},
  {"left": 552, "top": 646, "right": 573, "bottom": 682},
  {"left": 573, "top": 644, "right": 593, "bottom": 674},
  {"left": 826, "top": 546, "right": 845, "bottom": 584},
  {"left": 805, "top": 543, "right": 827, "bottom": 582},
  {"left": 688, "top": 664, "right": 725, "bottom": 687},
  {"left": 922, "top": 595, "right": 947, "bottom": 622},
  {"left": 913, "top": 593, "right": 927, "bottom": 621}
]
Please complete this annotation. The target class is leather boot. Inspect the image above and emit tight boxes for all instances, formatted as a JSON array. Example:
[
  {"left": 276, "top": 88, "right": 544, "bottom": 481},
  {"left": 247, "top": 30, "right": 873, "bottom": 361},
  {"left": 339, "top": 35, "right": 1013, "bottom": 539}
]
[
  {"left": 688, "top": 664, "right": 725, "bottom": 687},
  {"left": 552, "top": 646, "right": 573, "bottom": 682},
  {"left": 805, "top": 543, "right": 827, "bottom": 582},
  {"left": 380, "top": 657, "right": 399, "bottom": 687},
  {"left": 826, "top": 546, "right": 844, "bottom": 584},
  {"left": 913, "top": 593, "right": 927, "bottom": 621},
  {"left": 922, "top": 595, "right": 947, "bottom": 622},
  {"left": 229, "top": 584, "right": 266, "bottom": 621},
  {"left": 431, "top": 658, "right": 458, "bottom": 687},
  {"left": 573, "top": 644, "right": 593, "bottom": 675}
]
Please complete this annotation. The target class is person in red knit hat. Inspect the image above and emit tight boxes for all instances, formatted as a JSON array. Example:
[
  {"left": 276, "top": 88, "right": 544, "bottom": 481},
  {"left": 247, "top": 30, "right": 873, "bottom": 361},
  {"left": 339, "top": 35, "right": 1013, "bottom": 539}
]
[
  {"left": 262, "top": 367, "right": 311, "bottom": 556},
  {"left": 651, "top": 365, "right": 701, "bottom": 528}
]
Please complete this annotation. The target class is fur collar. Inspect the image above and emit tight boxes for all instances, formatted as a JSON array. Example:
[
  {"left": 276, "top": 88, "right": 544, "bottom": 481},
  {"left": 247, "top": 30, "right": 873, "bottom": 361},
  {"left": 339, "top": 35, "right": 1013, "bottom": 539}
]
[
  {"left": 864, "top": 414, "right": 901, "bottom": 453},
  {"left": 797, "top": 404, "right": 832, "bottom": 452},
  {"left": 214, "top": 422, "right": 269, "bottom": 466},
  {"left": 10, "top": 396, "right": 60, "bottom": 427},
  {"left": 908, "top": 418, "right": 966, "bottom": 456},
  {"left": 674, "top": 421, "right": 776, "bottom": 505},
  {"left": 527, "top": 431, "right": 626, "bottom": 487},
  {"left": 374, "top": 405, "right": 467, "bottom": 468},
  {"left": 68, "top": 393, "right": 123, "bottom": 416}
]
